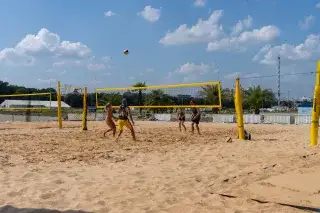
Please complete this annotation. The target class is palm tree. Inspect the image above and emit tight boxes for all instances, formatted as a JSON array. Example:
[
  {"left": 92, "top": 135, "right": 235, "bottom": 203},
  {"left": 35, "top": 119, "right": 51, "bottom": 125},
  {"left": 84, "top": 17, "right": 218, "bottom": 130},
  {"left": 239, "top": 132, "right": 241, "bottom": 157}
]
[
  {"left": 198, "top": 85, "right": 221, "bottom": 113},
  {"left": 221, "top": 88, "right": 234, "bottom": 108},
  {"left": 244, "top": 86, "right": 276, "bottom": 114},
  {"left": 132, "top": 82, "right": 147, "bottom": 114},
  {"left": 145, "top": 90, "right": 174, "bottom": 113}
]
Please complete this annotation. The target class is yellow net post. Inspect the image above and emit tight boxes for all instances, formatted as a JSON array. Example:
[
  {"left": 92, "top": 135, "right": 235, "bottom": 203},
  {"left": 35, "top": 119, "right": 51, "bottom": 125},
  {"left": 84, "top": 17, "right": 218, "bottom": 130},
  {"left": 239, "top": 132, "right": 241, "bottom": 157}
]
[
  {"left": 82, "top": 87, "right": 88, "bottom": 131},
  {"left": 57, "top": 81, "right": 62, "bottom": 129},
  {"left": 309, "top": 60, "right": 320, "bottom": 146},
  {"left": 234, "top": 78, "right": 245, "bottom": 140}
]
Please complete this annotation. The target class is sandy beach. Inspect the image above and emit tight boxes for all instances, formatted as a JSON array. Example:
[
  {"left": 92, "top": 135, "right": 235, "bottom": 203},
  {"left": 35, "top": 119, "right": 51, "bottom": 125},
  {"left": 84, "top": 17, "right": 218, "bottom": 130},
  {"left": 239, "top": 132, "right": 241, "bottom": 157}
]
[{"left": 0, "top": 121, "right": 319, "bottom": 213}]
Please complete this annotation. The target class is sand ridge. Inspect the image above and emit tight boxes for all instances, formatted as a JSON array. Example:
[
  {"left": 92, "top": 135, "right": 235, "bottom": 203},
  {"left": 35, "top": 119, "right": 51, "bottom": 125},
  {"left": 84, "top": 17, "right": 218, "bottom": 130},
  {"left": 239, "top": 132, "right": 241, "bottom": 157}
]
[{"left": 0, "top": 121, "right": 319, "bottom": 213}]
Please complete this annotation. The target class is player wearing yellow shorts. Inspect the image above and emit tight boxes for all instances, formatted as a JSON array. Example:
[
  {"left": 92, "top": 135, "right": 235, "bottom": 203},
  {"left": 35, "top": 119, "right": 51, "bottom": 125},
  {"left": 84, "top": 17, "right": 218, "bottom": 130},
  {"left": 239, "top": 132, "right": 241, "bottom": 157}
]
[{"left": 116, "top": 98, "right": 136, "bottom": 141}]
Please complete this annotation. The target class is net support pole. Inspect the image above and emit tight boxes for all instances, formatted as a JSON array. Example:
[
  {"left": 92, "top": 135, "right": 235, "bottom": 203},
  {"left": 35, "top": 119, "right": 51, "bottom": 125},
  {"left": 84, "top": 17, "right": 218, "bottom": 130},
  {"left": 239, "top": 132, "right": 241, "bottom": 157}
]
[
  {"left": 309, "top": 60, "right": 320, "bottom": 146},
  {"left": 95, "top": 90, "right": 98, "bottom": 109},
  {"left": 57, "top": 81, "right": 62, "bottom": 129},
  {"left": 82, "top": 87, "right": 88, "bottom": 131},
  {"left": 234, "top": 78, "right": 245, "bottom": 140}
]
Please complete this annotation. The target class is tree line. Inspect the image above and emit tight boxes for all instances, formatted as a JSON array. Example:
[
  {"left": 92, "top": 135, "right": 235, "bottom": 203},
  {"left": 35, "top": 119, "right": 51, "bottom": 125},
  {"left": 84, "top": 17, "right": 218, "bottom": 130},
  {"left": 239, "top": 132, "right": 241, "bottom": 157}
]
[{"left": 0, "top": 80, "right": 310, "bottom": 114}]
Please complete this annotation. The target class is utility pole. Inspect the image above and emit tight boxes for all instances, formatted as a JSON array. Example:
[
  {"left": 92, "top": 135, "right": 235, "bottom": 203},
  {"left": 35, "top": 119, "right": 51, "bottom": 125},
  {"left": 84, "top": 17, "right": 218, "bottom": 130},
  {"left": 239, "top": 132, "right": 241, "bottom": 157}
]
[{"left": 277, "top": 56, "right": 281, "bottom": 106}]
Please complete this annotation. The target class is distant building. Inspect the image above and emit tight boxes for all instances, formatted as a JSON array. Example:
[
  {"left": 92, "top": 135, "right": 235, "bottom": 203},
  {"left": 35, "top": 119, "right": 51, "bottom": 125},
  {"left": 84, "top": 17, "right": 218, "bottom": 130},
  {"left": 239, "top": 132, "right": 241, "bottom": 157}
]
[
  {"left": 297, "top": 103, "right": 312, "bottom": 115},
  {"left": 0, "top": 100, "right": 71, "bottom": 109}
]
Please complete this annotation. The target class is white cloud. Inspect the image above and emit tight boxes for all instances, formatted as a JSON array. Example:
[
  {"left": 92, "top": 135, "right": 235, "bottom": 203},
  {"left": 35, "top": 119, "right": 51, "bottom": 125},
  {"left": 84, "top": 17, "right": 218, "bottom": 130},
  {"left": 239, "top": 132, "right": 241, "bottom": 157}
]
[
  {"left": 59, "top": 70, "right": 67, "bottom": 76},
  {"left": 87, "top": 63, "right": 106, "bottom": 71},
  {"left": 160, "top": 10, "right": 224, "bottom": 45},
  {"left": 243, "top": 73, "right": 261, "bottom": 78},
  {"left": 207, "top": 25, "right": 280, "bottom": 52},
  {"left": 224, "top": 72, "right": 260, "bottom": 80},
  {"left": 52, "top": 60, "right": 82, "bottom": 67},
  {"left": 231, "top": 15, "right": 253, "bottom": 35},
  {"left": 1, "top": 77, "right": 9, "bottom": 82},
  {"left": 102, "top": 56, "right": 110, "bottom": 62},
  {"left": 174, "top": 62, "right": 217, "bottom": 82},
  {"left": 0, "top": 28, "right": 91, "bottom": 66},
  {"left": 176, "top": 62, "right": 214, "bottom": 75},
  {"left": 92, "top": 80, "right": 100, "bottom": 84},
  {"left": 104, "top": 11, "right": 116, "bottom": 17},
  {"left": 253, "top": 34, "right": 320, "bottom": 65},
  {"left": 316, "top": 3, "right": 320, "bottom": 8},
  {"left": 137, "top": 5, "right": 161, "bottom": 23},
  {"left": 159, "top": 10, "right": 279, "bottom": 52},
  {"left": 0, "top": 48, "right": 35, "bottom": 66},
  {"left": 145, "top": 68, "right": 154, "bottom": 73},
  {"left": 140, "top": 68, "right": 154, "bottom": 76},
  {"left": 298, "top": 15, "right": 315, "bottom": 30},
  {"left": 129, "top": 76, "right": 136, "bottom": 81},
  {"left": 38, "top": 78, "right": 56, "bottom": 83},
  {"left": 165, "top": 72, "right": 173, "bottom": 79},
  {"left": 224, "top": 72, "right": 241, "bottom": 79},
  {"left": 194, "top": 0, "right": 206, "bottom": 7}
]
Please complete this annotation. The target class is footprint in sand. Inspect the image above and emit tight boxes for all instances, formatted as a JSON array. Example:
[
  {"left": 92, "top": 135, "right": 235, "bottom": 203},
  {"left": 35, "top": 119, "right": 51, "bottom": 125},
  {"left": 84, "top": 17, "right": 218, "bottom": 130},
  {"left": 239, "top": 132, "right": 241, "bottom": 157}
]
[
  {"left": 134, "top": 179, "right": 145, "bottom": 184},
  {"left": 167, "top": 187, "right": 176, "bottom": 193},
  {"left": 39, "top": 191, "right": 55, "bottom": 200},
  {"left": 179, "top": 163, "right": 188, "bottom": 168},
  {"left": 7, "top": 191, "right": 20, "bottom": 197},
  {"left": 52, "top": 179, "right": 64, "bottom": 185},
  {"left": 96, "top": 200, "right": 106, "bottom": 205},
  {"left": 22, "top": 172, "right": 35, "bottom": 179}
]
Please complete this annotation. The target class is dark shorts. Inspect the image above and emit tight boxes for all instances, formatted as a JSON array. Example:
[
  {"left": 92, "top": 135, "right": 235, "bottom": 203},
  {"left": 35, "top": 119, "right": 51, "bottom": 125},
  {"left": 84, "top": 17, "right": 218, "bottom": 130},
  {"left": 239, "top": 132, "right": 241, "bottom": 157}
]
[
  {"left": 192, "top": 117, "right": 200, "bottom": 124},
  {"left": 178, "top": 116, "right": 185, "bottom": 121}
]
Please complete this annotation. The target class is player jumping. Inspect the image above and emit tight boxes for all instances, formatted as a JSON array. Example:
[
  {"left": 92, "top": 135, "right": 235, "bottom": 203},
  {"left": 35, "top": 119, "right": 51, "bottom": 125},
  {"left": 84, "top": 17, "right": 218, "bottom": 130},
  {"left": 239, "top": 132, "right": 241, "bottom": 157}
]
[
  {"left": 116, "top": 98, "right": 136, "bottom": 141},
  {"left": 103, "top": 103, "right": 117, "bottom": 137}
]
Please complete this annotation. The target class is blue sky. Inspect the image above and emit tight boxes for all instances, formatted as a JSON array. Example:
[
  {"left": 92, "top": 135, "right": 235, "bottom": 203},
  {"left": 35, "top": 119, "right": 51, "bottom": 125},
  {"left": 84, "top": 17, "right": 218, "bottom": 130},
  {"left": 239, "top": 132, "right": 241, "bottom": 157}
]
[{"left": 0, "top": 0, "right": 320, "bottom": 98}]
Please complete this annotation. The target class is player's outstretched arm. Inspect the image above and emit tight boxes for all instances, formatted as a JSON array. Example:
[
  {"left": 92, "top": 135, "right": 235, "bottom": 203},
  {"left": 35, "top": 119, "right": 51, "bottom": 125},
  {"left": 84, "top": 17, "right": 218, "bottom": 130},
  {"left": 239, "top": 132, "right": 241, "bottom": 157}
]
[{"left": 127, "top": 108, "right": 135, "bottom": 125}]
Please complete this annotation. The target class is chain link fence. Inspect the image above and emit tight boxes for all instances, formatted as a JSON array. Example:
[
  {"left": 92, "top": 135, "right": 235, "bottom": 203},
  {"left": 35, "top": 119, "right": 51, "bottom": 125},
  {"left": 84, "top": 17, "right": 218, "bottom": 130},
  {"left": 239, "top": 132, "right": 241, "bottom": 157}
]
[
  {"left": 0, "top": 108, "right": 215, "bottom": 123},
  {"left": 1, "top": 108, "right": 308, "bottom": 124}
]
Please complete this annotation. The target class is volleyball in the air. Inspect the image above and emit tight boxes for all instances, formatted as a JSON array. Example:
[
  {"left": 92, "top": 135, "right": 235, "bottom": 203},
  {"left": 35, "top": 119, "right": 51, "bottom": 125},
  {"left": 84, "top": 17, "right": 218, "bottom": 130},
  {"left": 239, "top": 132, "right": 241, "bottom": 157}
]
[{"left": 124, "top": 49, "right": 129, "bottom": 55}]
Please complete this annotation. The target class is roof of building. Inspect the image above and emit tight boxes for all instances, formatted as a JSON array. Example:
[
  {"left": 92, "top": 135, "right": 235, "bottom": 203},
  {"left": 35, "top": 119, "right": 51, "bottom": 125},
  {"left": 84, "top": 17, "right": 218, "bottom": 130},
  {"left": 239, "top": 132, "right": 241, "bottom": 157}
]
[
  {"left": 0, "top": 100, "right": 71, "bottom": 108},
  {"left": 298, "top": 104, "right": 312, "bottom": 108}
]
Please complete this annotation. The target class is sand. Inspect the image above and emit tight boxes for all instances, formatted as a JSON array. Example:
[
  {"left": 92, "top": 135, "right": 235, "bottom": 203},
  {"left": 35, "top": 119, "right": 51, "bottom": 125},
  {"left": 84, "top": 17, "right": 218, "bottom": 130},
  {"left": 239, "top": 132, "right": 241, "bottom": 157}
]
[{"left": 0, "top": 121, "right": 320, "bottom": 213}]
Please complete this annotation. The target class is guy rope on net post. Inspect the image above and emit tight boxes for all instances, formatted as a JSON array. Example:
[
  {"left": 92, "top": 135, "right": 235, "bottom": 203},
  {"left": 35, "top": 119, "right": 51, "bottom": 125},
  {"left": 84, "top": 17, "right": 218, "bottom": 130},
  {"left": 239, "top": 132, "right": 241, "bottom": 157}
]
[
  {"left": 82, "top": 87, "right": 88, "bottom": 131},
  {"left": 234, "top": 77, "right": 245, "bottom": 140},
  {"left": 57, "top": 81, "right": 62, "bottom": 129},
  {"left": 310, "top": 60, "right": 320, "bottom": 146}
]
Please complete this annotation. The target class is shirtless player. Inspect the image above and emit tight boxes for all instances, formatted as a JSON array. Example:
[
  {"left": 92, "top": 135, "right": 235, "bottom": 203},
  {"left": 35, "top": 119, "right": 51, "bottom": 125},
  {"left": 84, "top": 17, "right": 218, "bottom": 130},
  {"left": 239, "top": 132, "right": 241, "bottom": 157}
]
[
  {"left": 177, "top": 109, "right": 186, "bottom": 132},
  {"left": 103, "top": 103, "right": 117, "bottom": 137}
]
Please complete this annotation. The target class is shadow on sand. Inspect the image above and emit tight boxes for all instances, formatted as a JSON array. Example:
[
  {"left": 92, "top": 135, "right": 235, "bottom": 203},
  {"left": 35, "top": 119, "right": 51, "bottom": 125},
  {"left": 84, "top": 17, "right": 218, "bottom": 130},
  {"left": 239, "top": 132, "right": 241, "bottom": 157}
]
[
  {"left": 0, "top": 205, "right": 92, "bottom": 213},
  {"left": 218, "top": 193, "right": 320, "bottom": 212}
]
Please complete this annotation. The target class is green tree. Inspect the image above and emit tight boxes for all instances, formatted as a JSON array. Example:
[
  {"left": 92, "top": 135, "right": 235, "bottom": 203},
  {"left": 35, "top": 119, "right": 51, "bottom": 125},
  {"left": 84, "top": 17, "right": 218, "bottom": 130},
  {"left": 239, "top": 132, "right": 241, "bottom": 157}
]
[
  {"left": 243, "top": 86, "right": 276, "bottom": 114},
  {"left": 100, "top": 92, "right": 123, "bottom": 107},
  {"left": 220, "top": 88, "right": 234, "bottom": 108},
  {"left": 0, "top": 80, "right": 56, "bottom": 104},
  {"left": 132, "top": 82, "right": 147, "bottom": 114},
  {"left": 198, "top": 85, "right": 221, "bottom": 113},
  {"left": 145, "top": 90, "right": 174, "bottom": 113}
]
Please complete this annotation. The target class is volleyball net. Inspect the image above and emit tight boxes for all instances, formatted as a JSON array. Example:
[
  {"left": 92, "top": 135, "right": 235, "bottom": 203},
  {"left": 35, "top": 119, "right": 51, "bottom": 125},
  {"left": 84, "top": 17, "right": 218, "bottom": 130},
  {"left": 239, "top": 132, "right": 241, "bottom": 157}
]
[
  {"left": 94, "top": 81, "right": 222, "bottom": 122},
  {"left": 0, "top": 80, "right": 223, "bottom": 128},
  {"left": 0, "top": 92, "right": 53, "bottom": 110},
  {"left": 95, "top": 81, "right": 222, "bottom": 110},
  {"left": 0, "top": 81, "right": 88, "bottom": 130}
]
